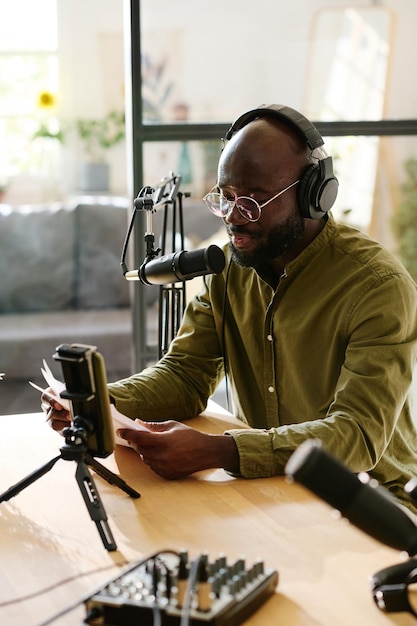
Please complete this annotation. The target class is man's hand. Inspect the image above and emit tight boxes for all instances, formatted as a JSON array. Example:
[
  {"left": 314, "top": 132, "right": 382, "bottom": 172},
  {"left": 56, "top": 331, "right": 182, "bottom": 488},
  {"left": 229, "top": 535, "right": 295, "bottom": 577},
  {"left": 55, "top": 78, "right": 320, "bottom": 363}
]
[
  {"left": 117, "top": 419, "right": 240, "bottom": 479},
  {"left": 41, "top": 388, "right": 71, "bottom": 431}
]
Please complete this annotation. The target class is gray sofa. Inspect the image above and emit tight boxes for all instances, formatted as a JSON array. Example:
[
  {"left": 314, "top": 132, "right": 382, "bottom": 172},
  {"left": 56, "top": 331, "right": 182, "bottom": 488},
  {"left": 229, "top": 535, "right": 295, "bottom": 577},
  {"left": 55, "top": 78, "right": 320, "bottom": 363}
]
[{"left": 0, "top": 197, "right": 134, "bottom": 392}]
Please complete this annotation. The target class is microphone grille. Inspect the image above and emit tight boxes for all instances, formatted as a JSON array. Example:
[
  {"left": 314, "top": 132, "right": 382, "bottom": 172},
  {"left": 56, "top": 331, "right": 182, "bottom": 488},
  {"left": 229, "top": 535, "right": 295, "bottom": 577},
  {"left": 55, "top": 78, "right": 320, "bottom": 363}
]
[{"left": 205, "top": 245, "right": 226, "bottom": 274}]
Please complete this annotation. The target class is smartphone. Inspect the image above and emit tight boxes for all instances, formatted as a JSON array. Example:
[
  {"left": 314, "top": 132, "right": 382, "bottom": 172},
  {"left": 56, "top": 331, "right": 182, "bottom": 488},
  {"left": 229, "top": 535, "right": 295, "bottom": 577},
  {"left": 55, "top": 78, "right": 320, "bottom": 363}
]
[{"left": 53, "top": 343, "right": 115, "bottom": 458}]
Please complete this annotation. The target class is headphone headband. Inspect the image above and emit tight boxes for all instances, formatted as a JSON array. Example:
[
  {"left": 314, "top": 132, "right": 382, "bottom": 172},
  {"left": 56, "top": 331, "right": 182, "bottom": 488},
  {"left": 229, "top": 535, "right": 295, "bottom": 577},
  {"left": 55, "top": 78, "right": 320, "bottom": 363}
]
[{"left": 225, "top": 104, "right": 324, "bottom": 151}]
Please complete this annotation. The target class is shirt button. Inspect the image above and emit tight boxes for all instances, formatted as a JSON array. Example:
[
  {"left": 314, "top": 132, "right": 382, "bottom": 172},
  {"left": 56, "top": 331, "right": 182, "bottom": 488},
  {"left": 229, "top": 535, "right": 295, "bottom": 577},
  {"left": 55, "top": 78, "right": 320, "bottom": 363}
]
[
  {"left": 268, "top": 386, "right": 275, "bottom": 393},
  {"left": 267, "top": 334, "right": 273, "bottom": 342}
]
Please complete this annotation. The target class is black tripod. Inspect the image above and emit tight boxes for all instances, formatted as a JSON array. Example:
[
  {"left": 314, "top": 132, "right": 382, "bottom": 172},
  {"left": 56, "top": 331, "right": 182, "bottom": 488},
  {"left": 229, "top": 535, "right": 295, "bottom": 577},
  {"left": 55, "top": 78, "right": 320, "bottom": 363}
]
[{"left": 0, "top": 416, "right": 140, "bottom": 551}]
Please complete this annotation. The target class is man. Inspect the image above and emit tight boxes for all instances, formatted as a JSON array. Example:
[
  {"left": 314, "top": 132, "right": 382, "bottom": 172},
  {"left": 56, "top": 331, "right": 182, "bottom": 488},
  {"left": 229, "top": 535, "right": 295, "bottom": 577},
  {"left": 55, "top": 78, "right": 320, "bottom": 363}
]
[{"left": 46, "top": 104, "right": 417, "bottom": 510}]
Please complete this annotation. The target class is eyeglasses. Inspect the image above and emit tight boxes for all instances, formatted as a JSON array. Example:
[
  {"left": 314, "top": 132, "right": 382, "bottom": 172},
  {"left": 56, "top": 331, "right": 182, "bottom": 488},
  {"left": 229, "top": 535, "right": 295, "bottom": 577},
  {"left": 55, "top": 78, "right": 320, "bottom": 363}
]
[{"left": 203, "top": 179, "right": 300, "bottom": 222}]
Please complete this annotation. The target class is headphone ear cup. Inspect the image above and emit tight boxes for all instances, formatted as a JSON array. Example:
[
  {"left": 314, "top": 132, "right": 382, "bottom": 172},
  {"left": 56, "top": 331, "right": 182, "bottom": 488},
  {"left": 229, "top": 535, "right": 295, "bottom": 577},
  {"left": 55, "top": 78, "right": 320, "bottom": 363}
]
[
  {"left": 297, "top": 164, "right": 319, "bottom": 219},
  {"left": 298, "top": 157, "right": 338, "bottom": 219}
]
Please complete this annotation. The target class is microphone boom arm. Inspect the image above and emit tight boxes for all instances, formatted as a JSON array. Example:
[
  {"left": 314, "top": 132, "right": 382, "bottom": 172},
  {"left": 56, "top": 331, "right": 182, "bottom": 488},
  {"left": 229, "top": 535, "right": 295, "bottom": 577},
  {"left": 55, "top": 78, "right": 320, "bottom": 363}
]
[
  {"left": 121, "top": 172, "right": 189, "bottom": 359},
  {"left": 121, "top": 173, "right": 185, "bottom": 275}
]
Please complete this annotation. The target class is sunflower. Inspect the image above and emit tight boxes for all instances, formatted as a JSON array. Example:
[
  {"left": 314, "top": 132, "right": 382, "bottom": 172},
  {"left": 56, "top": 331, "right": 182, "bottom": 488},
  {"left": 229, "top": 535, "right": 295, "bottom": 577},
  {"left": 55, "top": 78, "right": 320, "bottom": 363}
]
[{"left": 37, "top": 90, "right": 56, "bottom": 110}]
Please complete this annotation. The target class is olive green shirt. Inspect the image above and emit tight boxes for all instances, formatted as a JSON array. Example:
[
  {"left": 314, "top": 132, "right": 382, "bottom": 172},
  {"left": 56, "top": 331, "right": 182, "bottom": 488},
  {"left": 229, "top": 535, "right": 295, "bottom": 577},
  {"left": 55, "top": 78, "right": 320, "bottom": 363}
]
[{"left": 108, "top": 215, "right": 417, "bottom": 509}]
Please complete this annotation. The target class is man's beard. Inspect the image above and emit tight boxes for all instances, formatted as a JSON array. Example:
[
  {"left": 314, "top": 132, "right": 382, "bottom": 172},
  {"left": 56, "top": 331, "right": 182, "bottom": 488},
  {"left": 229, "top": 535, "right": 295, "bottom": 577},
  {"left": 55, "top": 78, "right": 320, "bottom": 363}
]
[{"left": 229, "top": 214, "right": 305, "bottom": 270}]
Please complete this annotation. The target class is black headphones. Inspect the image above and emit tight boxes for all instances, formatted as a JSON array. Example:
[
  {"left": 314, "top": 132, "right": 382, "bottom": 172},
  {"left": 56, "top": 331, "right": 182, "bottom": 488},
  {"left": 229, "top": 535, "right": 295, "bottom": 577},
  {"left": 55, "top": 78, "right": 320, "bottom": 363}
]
[{"left": 224, "top": 104, "right": 339, "bottom": 220}]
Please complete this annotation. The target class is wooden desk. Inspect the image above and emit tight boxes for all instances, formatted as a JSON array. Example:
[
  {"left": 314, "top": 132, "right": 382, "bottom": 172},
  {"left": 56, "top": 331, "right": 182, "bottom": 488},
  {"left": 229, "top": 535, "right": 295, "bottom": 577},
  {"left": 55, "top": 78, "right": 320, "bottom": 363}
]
[{"left": 0, "top": 408, "right": 414, "bottom": 626}]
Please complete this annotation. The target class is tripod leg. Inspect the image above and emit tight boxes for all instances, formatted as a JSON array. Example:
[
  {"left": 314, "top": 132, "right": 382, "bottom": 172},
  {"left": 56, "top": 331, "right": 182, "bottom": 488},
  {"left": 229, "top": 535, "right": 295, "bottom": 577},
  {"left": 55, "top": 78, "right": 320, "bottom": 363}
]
[
  {"left": 0, "top": 455, "right": 62, "bottom": 502},
  {"left": 86, "top": 456, "right": 140, "bottom": 499},
  {"left": 75, "top": 461, "right": 117, "bottom": 551}
]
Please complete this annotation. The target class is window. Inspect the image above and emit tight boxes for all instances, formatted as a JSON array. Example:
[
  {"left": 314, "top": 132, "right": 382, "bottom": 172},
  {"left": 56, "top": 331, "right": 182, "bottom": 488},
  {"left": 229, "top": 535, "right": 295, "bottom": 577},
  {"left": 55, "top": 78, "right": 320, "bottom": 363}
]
[
  {"left": 306, "top": 7, "right": 393, "bottom": 229},
  {"left": 0, "top": 0, "right": 59, "bottom": 191}
]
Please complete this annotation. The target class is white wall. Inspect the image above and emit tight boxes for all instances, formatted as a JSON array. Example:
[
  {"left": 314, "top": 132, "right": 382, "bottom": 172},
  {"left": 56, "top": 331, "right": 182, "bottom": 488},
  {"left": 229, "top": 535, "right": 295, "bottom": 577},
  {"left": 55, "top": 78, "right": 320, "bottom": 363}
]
[{"left": 57, "top": 0, "right": 125, "bottom": 193}]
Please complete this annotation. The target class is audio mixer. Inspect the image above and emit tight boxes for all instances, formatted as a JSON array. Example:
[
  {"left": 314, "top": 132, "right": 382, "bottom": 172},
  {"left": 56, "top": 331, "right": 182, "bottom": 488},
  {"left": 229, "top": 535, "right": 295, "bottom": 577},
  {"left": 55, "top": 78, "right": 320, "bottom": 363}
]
[{"left": 84, "top": 549, "right": 278, "bottom": 625}]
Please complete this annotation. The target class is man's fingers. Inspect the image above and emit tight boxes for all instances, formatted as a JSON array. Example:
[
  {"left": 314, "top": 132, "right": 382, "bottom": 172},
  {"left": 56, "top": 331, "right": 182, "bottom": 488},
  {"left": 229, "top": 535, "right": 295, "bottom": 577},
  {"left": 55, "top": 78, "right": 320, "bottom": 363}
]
[
  {"left": 116, "top": 427, "right": 150, "bottom": 443},
  {"left": 116, "top": 426, "right": 168, "bottom": 451},
  {"left": 49, "top": 418, "right": 71, "bottom": 432},
  {"left": 41, "top": 390, "right": 64, "bottom": 411}
]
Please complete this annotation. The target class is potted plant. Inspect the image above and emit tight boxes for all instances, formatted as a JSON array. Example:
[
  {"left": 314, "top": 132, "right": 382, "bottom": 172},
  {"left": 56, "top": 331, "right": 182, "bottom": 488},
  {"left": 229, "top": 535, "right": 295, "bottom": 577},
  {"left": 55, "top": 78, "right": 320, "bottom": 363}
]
[{"left": 76, "top": 109, "right": 125, "bottom": 192}]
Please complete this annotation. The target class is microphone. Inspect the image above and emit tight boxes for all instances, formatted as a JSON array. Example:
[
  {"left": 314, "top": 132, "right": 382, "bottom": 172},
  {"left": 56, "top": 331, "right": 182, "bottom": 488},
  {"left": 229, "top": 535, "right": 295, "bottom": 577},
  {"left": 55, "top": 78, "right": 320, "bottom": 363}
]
[
  {"left": 285, "top": 439, "right": 417, "bottom": 555},
  {"left": 124, "top": 244, "right": 226, "bottom": 285}
]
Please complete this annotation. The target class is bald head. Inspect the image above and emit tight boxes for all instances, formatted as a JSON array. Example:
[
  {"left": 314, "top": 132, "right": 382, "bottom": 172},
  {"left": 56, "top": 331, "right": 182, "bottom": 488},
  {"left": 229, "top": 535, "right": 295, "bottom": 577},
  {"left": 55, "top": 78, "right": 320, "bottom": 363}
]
[{"left": 218, "top": 117, "right": 314, "bottom": 194}]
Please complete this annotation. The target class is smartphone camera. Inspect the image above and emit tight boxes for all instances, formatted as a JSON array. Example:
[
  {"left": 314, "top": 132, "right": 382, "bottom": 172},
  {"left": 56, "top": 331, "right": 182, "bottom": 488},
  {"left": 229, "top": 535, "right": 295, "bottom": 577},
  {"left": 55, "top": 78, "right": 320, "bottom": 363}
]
[{"left": 53, "top": 343, "right": 115, "bottom": 458}]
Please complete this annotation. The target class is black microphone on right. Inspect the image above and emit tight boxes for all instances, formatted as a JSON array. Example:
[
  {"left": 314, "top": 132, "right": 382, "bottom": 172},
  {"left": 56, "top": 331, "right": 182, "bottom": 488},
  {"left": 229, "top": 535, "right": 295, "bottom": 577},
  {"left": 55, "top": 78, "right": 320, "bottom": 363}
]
[{"left": 285, "top": 439, "right": 417, "bottom": 556}]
